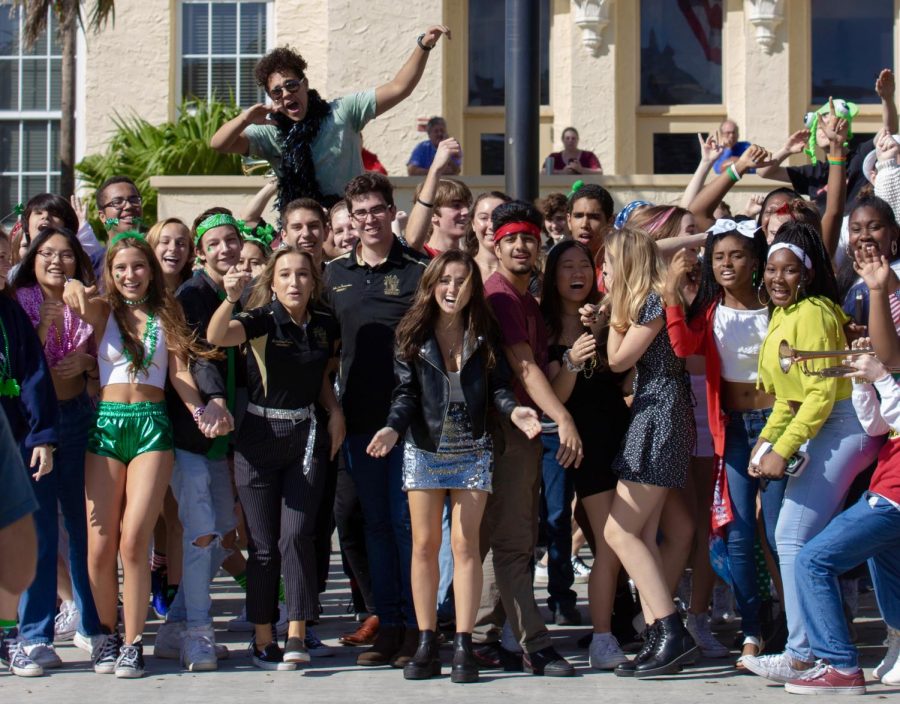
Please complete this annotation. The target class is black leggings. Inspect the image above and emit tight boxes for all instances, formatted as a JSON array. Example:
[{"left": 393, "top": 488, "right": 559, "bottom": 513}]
[{"left": 235, "top": 414, "right": 326, "bottom": 624}]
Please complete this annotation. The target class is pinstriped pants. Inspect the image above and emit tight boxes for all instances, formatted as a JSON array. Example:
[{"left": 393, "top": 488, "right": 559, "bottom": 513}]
[{"left": 234, "top": 413, "right": 327, "bottom": 624}]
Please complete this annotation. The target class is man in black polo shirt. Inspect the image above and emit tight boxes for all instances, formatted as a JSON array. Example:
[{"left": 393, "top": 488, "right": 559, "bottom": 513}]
[{"left": 324, "top": 173, "right": 426, "bottom": 667}]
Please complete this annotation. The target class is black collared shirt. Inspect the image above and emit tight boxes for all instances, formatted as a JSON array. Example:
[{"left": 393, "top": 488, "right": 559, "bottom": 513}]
[
  {"left": 234, "top": 301, "right": 338, "bottom": 410},
  {"left": 323, "top": 237, "right": 427, "bottom": 434}
]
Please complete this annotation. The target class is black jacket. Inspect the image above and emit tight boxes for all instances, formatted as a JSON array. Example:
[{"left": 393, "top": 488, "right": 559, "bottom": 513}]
[{"left": 385, "top": 333, "right": 519, "bottom": 452}]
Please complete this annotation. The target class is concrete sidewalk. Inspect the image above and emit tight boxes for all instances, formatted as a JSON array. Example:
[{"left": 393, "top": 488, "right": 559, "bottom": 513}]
[{"left": 4, "top": 555, "right": 896, "bottom": 704}]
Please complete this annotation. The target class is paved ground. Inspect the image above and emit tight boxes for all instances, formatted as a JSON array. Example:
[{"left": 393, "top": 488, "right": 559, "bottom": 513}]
[{"left": 4, "top": 553, "right": 896, "bottom": 704}]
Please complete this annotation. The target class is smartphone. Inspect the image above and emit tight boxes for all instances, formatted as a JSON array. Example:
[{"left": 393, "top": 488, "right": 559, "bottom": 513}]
[{"left": 752, "top": 441, "right": 808, "bottom": 478}]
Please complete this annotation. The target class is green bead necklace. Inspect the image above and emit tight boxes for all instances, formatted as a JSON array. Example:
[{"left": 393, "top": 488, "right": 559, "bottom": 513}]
[{"left": 121, "top": 312, "right": 159, "bottom": 373}]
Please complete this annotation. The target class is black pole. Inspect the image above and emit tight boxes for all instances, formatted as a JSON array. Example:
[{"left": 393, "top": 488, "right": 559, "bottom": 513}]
[{"left": 505, "top": 0, "right": 540, "bottom": 203}]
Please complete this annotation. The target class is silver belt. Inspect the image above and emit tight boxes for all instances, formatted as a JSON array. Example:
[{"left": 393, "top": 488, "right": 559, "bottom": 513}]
[{"left": 246, "top": 403, "right": 313, "bottom": 421}]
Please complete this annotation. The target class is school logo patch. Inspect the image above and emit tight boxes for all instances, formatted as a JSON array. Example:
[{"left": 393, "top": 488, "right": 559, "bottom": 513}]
[
  {"left": 384, "top": 274, "right": 401, "bottom": 296},
  {"left": 331, "top": 283, "right": 353, "bottom": 293}
]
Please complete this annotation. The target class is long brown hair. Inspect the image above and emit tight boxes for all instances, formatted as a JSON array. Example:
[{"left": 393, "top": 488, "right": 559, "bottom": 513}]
[
  {"left": 146, "top": 218, "right": 194, "bottom": 285},
  {"left": 246, "top": 247, "right": 322, "bottom": 310},
  {"left": 394, "top": 250, "right": 499, "bottom": 367},
  {"left": 104, "top": 235, "right": 217, "bottom": 374}
]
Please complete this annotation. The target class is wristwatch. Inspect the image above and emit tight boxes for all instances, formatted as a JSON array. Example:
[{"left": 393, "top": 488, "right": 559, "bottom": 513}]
[{"left": 417, "top": 33, "right": 433, "bottom": 51}]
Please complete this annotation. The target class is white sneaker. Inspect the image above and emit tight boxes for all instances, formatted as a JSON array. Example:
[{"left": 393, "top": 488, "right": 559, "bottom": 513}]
[
  {"left": 882, "top": 660, "right": 900, "bottom": 686},
  {"left": 741, "top": 652, "right": 809, "bottom": 683},
  {"left": 181, "top": 625, "right": 217, "bottom": 672},
  {"left": 227, "top": 607, "right": 253, "bottom": 632},
  {"left": 73, "top": 631, "right": 107, "bottom": 659},
  {"left": 875, "top": 626, "right": 900, "bottom": 681},
  {"left": 500, "top": 621, "right": 523, "bottom": 654},
  {"left": 5, "top": 642, "right": 43, "bottom": 677},
  {"left": 533, "top": 561, "right": 548, "bottom": 586},
  {"left": 571, "top": 555, "right": 591, "bottom": 584},
  {"left": 54, "top": 601, "right": 80, "bottom": 641},
  {"left": 711, "top": 583, "right": 736, "bottom": 625},
  {"left": 686, "top": 612, "right": 730, "bottom": 658},
  {"left": 589, "top": 632, "right": 628, "bottom": 670},
  {"left": 153, "top": 621, "right": 186, "bottom": 659},
  {"left": 23, "top": 643, "right": 62, "bottom": 669}
]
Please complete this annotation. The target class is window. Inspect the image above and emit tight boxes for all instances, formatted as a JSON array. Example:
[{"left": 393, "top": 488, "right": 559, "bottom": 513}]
[
  {"left": 641, "top": 0, "right": 723, "bottom": 105},
  {"left": 811, "top": 0, "right": 893, "bottom": 105},
  {"left": 180, "top": 0, "right": 270, "bottom": 106},
  {"left": 468, "top": 0, "right": 550, "bottom": 106},
  {"left": 0, "top": 7, "right": 61, "bottom": 220},
  {"left": 653, "top": 133, "right": 701, "bottom": 174}
]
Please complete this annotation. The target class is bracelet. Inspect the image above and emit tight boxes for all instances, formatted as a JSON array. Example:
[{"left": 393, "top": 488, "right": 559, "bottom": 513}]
[
  {"left": 416, "top": 197, "right": 434, "bottom": 208},
  {"left": 416, "top": 33, "right": 433, "bottom": 51},
  {"left": 726, "top": 164, "right": 741, "bottom": 183},
  {"left": 562, "top": 349, "right": 585, "bottom": 373},
  {"left": 192, "top": 406, "right": 206, "bottom": 423},
  {"left": 827, "top": 157, "right": 846, "bottom": 166},
  {"left": 225, "top": 297, "right": 240, "bottom": 305}
]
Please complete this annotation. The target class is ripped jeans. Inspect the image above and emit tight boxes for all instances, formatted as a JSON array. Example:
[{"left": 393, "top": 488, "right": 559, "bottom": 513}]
[{"left": 166, "top": 450, "right": 236, "bottom": 628}]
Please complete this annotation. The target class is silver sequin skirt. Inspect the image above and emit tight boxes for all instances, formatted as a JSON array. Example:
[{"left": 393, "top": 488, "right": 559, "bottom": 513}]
[{"left": 402, "top": 402, "right": 493, "bottom": 492}]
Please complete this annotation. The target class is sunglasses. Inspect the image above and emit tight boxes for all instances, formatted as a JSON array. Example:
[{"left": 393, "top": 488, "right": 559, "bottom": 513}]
[{"left": 269, "top": 77, "right": 307, "bottom": 101}]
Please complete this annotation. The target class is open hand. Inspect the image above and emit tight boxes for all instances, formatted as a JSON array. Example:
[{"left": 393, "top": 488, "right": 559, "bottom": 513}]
[
  {"left": 30, "top": 444, "right": 53, "bottom": 481},
  {"left": 783, "top": 129, "right": 811, "bottom": 155},
  {"left": 853, "top": 254, "right": 892, "bottom": 291},
  {"left": 70, "top": 194, "right": 89, "bottom": 228},
  {"left": 242, "top": 103, "right": 272, "bottom": 125},
  {"left": 367, "top": 427, "right": 399, "bottom": 457},
  {"left": 510, "top": 406, "right": 541, "bottom": 439}
]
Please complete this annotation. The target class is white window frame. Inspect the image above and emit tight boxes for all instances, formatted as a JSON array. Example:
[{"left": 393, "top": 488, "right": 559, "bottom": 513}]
[
  {"left": 0, "top": 6, "right": 66, "bottom": 216},
  {"left": 176, "top": 0, "right": 274, "bottom": 108}
]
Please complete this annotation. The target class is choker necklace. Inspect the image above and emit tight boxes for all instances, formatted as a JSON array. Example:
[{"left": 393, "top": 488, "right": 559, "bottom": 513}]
[{"left": 122, "top": 293, "right": 150, "bottom": 307}]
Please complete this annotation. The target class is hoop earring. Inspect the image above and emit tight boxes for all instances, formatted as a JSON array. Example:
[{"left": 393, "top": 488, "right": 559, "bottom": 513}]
[
  {"left": 797, "top": 279, "right": 806, "bottom": 301},
  {"left": 757, "top": 280, "right": 770, "bottom": 306}
]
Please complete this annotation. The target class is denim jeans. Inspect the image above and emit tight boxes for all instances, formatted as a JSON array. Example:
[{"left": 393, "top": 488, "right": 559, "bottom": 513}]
[
  {"left": 776, "top": 398, "right": 884, "bottom": 662},
  {"left": 166, "top": 450, "right": 236, "bottom": 627},
  {"left": 539, "top": 432, "right": 577, "bottom": 611},
  {"left": 436, "top": 498, "right": 455, "bottom": 621},
  {"left": 343, "top": 434, "right": 414, "bottom": 627},
  {"left": 19, "top": 394, "right": 101, "bottom": 644},
  {"left": 722, "top": 408, "right": 785, "bottom": 638},
  {"left": 795, "top": 492, "right": 900, "bottom": 669}
]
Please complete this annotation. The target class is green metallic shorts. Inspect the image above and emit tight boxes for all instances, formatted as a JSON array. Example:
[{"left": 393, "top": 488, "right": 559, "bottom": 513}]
[{"left": 87, "top": 401, "right": 173, "bottom": 465}]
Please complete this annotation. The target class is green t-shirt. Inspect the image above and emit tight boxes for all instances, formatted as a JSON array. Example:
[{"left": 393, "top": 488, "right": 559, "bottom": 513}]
[{"left": 244, "top": 89, "right": 377, "bottom": 198}]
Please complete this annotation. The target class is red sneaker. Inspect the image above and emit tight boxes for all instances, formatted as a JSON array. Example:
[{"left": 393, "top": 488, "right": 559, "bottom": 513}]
[{"left": 784, "top": 663, "right": 866, "bottom": 695}]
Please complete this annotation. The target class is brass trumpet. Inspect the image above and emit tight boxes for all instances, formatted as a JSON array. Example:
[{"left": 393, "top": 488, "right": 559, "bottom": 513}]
[{"left": 778, "top": 340, "right": 900, "bottom": 377}]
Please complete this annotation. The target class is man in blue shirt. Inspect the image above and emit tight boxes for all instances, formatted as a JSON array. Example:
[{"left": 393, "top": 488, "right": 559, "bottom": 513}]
[
  {"left": 712, "top": 119, "right": 750, "bottom": 174},
  {"left": 407, "top": 117, "right": 461, "bottom": 175}
]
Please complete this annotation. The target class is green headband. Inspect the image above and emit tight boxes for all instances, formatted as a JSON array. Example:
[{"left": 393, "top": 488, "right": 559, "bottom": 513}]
[
  {"left": 109, "top": 230, "right": 146, "bottom": 247},
  {"left": 568, "top": 179, "right": 585, "bottom": 198},
  {"left": 804, "top": 99, "right": 859, "bottom": 163},
  {"left": 195, "top": 213, "right": 242, "bottom": 245},
  {"left": 240, "top": 222, "right": 276, "bottom": 251}
]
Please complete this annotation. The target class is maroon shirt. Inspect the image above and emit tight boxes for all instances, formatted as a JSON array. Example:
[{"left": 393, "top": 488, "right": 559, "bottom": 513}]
[
  {"left": 550, "top": 150, "right": 601, "bottom": 172},
  {"left": 484, "top": 271, "right": 549, "bottom": 408}
]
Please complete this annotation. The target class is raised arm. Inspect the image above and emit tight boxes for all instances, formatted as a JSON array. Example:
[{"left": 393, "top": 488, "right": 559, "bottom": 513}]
[
  {"left": 689, "top": 144, "right": 772, "bottom": 231},
  {"left": 404, "top": 137, "right": 462, "bottom": 251},
  {"left": 210, "top": 104, "right": 271, "bottom": 155},
  {"left": 680, "top": 132, "right": 724, "bottom": 208},
  {"left": 876, "top": 68, "right": 898, "bottom": 134},
  {"left": 375, "top": 25, "right": 450, "bottom": 117},
  {"left": 819, "top": 98, "right": 850, "bottom": 258},
  {"left": 240, "top": 181, "right": 278, "bottom": 225},
  {"left": 756, "top": 129, "right": 810, "bottom": 182}
]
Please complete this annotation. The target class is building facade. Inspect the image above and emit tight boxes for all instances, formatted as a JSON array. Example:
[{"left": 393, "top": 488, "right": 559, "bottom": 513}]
[{"left": 0, "top": 0, "right": 898, "bottom": 217}]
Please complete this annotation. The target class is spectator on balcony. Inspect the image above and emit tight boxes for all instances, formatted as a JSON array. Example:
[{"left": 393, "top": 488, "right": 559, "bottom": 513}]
[
  {"left": 545, "top": 128, "right": 603, "bottom": 175},
  {"left": 407, "top": 117, "right": 461, "bottom": 176},
  {"left": 712, "top": 119, "right": 751, "bottom": 175}
]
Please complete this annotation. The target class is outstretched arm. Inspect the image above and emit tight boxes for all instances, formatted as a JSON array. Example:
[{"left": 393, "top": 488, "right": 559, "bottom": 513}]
[
  {"left": 756, "top": 129, "right": 810, "bottom": 182},
  {"left": 210, "top": 104, "right": 271, "bottom": 155},
  {"left": 375, "top": 25, "right": 450, "bottom": 117},
  {"left": 689, "top": 144, "right": 773, "bottom": 231},
  {"left": 680, "top": 132, "right": 724, "bottom": 208},
  {"left": 404, "top": 138, "right": 462, "bottom": 251},
  {"left": 876, "top": 69, "right": 898, "bottom": 134}
]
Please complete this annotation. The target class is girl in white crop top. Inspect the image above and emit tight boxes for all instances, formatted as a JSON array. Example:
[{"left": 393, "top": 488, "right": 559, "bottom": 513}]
[{"left": 63, "top": 233, "right": 227, "bottom": 668}]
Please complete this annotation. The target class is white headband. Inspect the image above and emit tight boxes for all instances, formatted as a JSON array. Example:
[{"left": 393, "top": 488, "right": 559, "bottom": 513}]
[
  {"left": 707, "top": 218, "right": 759, "bottom": 239},
  {"left": 768, "top": 242, "right": 812, "bottom": 269}
]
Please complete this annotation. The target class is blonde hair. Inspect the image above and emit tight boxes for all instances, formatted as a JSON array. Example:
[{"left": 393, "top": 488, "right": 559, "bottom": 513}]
[
  {"left": 602, "top": 228, "right": 665, "bottom": 333},
  {"left": 146, "top": 218, "right": 194, "bottom": 284}
]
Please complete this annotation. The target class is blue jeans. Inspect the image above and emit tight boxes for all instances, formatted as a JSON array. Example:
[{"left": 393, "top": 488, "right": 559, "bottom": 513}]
[
  {"left": 166, "top": 450, "right": 236, "bottom": 627},
  {"left": 776, "top": 398, "right": 884, "bottom": 662},
  {"left": 343, "top": 435, "right": 414, "bottom": 627},
  {"left": 19, "top": 394, "right": 101, "bottom": 644},
  {"left": 796, "top": 492, "right": 900, "bottom": 669},
  {"left": 436, "top": 498, "right": 455, "bottom": 621},
  {"left": 540, "top": 432, "right": 576, "bottom": 611},
  {"left": 722, "top": 408, "right": 785, "bottom": 637}
]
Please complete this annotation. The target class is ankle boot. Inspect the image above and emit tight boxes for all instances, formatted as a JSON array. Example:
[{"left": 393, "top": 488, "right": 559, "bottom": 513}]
[
  {"left": 634, "top": 613, "right": 698, "bottom": 678},
  {"left": 615, "top": 622, "right": 660, "bottom": 677},
  {"left": 402, "top": 629, "right": 441, "bottom": 680},
  {"left": 451, "top": 632, "right": 479, "bottom": 683}
]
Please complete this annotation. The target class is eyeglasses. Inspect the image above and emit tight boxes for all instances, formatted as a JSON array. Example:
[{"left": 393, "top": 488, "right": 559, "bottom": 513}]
[
  {"left": 269, "top": 77, "right": 307, "bottom": 101},
  {"left": 102, "top": 195, "right": 142, "bottom": 209},
  {"left": 351, "top": 204, "right": 390, "bottom": 222},
  {"left": 36, "top": 249, "right": 76, "bottom": 263}
]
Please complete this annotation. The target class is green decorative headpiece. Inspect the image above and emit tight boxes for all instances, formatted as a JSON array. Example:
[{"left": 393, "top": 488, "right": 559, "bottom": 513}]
[
  {"left": 109, "top": 230, "right": 146, "bottom": 247},
  {"left": 240, "top": 221, "right": 276, "bottom": 251},
  {"left": 195, "top": 213, "right": 242, "bottom": 245},
  {"left": 803, "top": 99, "right": 859, "bottom": 163}
]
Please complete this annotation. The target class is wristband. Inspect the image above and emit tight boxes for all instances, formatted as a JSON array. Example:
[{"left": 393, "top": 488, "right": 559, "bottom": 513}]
[
  {"left": 726, "top": 164, "right": 741, "bottom": 183},
  {"left": 225, "top": 297, "right": 240, "bottom": 305},
  {"left": 827, "top": 157, "right": 846, "bottom": 166},
  {"left": 416, "top": 197, "right": 434, "bottom": 208},
  {"left": 562, "top": 349, "right": 584, "bottom": 373},
  {"left": 416, "top": 33, "right": 433, "bottom": 51},
  {"left": 192, "top": 406, "right": 206, "bottom": 423}
]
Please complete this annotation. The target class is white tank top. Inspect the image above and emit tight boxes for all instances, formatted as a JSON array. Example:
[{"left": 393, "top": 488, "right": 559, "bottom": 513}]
[
  {"left": 98, "top": 313, "right": 168, "bottom": 389},
  {"left": 713, "top": 304, "right": 769, "bottom": 383}
]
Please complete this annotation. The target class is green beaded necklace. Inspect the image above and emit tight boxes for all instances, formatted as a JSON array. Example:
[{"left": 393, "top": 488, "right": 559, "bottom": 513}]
[
  {"left": 0, "top": 316, "right": 20, "bottom": 397},
  {"left": 121, "top": 312, "right": 159, "bottom": 373}
]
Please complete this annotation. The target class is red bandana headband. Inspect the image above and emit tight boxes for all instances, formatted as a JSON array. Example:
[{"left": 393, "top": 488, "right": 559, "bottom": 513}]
[{"left": 493, "top": 221, "right": 542, "bottom": 244}]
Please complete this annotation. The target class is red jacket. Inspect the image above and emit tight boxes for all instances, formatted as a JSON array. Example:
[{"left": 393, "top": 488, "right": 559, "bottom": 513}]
[{"left": 666, "top": 302, "right": 726, "bottom": 457}]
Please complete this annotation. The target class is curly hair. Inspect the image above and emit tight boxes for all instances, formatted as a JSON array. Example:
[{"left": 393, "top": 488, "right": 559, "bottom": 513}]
[
  {"left": 539, "top": 192, "right": 568, "bottom": 221},
  {"left": 254, "top": 46, "right": 307, "bottom": 88},
  {"left": 22, "top": 193, "right": 78, "bottom": 236}
]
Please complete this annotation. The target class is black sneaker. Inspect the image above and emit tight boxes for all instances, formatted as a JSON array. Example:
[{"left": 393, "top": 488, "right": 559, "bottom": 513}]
[
  {"left": 522, "top": 646, "right": 576, "bottom": 677},
  {"left": 250, "top": 641, "right": 296, "bottom": 671},
  {"left": 94, "top": 630, "right": 122, "bottom": 675},
  {"left": 115, "top": 638, "right": 145, "bottom": 679}
]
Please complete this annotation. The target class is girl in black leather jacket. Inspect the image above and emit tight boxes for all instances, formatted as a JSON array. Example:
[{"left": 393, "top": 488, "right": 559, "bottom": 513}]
[{"left": 367, "top": 250, "right": 539, "bottom": 683}]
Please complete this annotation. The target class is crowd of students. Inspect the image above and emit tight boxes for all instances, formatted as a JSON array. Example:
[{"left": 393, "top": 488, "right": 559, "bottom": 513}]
[{"left": 0, "top": 35, "right": 899, "bottom": 695}]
